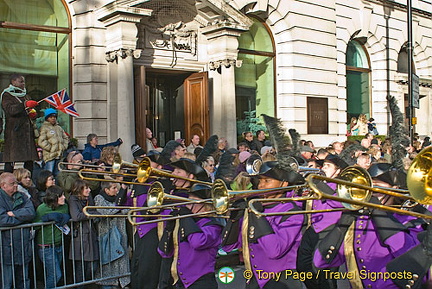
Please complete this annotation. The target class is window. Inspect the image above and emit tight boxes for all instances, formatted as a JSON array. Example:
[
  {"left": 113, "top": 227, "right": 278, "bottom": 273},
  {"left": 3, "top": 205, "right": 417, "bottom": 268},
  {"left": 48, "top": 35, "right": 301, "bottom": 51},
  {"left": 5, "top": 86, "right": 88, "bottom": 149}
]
[
  {"left": 0, "top": 0, "right": 71, "bottom": 133},
  {"left": 346, "top": 40, "right": 371, "bottom": 122},
  {"left": 235, "top": 17, "right": 275, "bottom": 135}
]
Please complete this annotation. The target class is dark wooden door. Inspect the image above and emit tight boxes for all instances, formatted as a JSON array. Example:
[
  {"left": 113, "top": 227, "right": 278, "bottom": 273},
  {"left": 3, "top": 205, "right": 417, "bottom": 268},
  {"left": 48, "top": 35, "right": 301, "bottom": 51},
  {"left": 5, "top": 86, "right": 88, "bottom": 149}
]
[{"left": 184, "top": 72, "right": 209, "bottom": 145}]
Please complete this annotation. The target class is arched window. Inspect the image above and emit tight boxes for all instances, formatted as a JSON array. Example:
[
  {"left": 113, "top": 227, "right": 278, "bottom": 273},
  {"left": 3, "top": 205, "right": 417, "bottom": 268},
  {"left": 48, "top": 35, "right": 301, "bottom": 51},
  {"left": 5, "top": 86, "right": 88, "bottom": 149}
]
[
  {"left": 0, "top": 0, "right": 71, "bottom": 133},
  {"left": 346, "top": 40, "right": 371, "bottom": 122},
  {"left": 235, "top": 17, "right": 275, "bottom": 135}
]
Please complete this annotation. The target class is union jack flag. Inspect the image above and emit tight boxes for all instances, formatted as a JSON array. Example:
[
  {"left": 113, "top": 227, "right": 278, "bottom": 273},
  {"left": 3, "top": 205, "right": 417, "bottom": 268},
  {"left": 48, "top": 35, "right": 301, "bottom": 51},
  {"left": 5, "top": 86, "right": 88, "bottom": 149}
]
[{"left": 43, "top": 89, "right": 80, "bottom": 117}]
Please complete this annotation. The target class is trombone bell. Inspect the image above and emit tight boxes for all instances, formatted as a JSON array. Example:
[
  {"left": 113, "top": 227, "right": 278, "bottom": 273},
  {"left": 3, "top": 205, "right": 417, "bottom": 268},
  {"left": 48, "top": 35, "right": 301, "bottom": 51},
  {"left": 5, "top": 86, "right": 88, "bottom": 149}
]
[
  {"left": 337, "top": 166, "right": 373, "bottom": 210},
  {"left": 407, "top": 146, "right": 432, "bottom": 205}
]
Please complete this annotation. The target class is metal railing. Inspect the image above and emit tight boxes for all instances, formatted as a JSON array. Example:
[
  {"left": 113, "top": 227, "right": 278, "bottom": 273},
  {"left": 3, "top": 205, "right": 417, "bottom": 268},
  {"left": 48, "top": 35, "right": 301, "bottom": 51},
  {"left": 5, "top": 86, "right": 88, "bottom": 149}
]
[{"left": 0, "top": 216, "right": 133, "bottom": 289}]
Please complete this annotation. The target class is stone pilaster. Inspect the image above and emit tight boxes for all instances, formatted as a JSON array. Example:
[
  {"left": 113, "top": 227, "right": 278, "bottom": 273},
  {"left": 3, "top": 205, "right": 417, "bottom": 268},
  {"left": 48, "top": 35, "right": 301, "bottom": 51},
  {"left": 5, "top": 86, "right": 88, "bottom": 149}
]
[
  {"left": 96, "top": 2, "right": 150, "bottom": 161},
  {"left": 203, "top": 23, "right": 248, "bottom": 148}
]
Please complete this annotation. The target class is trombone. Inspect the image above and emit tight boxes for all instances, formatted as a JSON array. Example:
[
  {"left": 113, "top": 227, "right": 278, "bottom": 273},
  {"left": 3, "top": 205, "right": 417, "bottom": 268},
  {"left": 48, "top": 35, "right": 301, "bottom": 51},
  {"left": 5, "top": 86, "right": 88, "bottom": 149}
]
[
  {"left": 58, "top": 161, "right": 113, "bottom": 173},
  {"left": 127, "top": 181, "right": 216, "bottom": 225},
  {"left": 250, "top": 164, "right": 432, "bottom": 220},
  {"left": 78, "top": 169, "right": 152, "bottom": 186},
  {"left": 83, "top": 206, "right": 142, "bottom": 218},
  {"left": 127, "top": 178, "right": 306, "bottom": 225}
]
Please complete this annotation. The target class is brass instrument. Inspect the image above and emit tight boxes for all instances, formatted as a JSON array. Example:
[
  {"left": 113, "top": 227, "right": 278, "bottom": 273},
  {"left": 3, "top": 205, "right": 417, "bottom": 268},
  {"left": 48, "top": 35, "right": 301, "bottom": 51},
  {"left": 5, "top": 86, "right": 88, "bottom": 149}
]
[
  {"left": 287, "top": 156, "right": 323, "bottom": 176},
  {"left": 406, "top": 146, "right": 432, "bottom": 205},
  {"left": 83, "top": 206, "right": 142, "bottom": 218},
  {"left": 246, "top": 155, "right": 263, "bottom": 175},
  {"left": 127, "top": 181, "right": 216, "bottom": 225},
  {"left": 249, "top": 166, "right": 424, "bottom": 218},
  {"left": 58, "top": 161, "right": 113, "bottom": 173},
  {"left": 212, "top": 179, "right": 307, "bottom": 214},
  {"left": 78, "top": 169, "right": 152, "bottom": 186},
  {"left": 112, "top": 153, "right": 139, "bottom": 173},
  {"left": 135, "top": 157, "right": 213, "bottom": 185}
]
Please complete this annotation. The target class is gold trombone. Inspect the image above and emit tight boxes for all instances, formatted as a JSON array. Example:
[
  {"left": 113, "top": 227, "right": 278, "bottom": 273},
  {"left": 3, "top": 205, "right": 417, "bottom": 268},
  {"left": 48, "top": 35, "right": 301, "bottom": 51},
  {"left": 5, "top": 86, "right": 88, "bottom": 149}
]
[
  {"left": 127, "top": 181, "right": 217, "bottom": 225},
  {"left": 78, "top": 169, "right": 152, "bottom": 186},
  {"left": 58, "top": 161, "right": 113, "bottom": 173},
  {"left": 250, "top": 164, "right": 432, "bottom": 220},
  {"left": 83, "top": 206, "right": 142, "bottom": 218}
]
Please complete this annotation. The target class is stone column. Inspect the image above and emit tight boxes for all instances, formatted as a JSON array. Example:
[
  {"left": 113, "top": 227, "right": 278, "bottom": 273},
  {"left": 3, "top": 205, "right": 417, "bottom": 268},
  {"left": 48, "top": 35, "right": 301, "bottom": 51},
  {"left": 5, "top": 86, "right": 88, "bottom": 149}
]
[
  {"left": 203, "top": 24, "right": 246, "bottom": 148},
  {"left": 96, "top": 3, "right": 150, "bottom": 161}
]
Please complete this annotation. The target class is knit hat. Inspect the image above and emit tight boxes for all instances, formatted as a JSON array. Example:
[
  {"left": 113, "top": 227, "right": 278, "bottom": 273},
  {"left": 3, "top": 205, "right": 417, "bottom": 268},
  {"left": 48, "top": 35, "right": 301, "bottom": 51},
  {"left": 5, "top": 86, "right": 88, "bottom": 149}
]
[
  {"left": 239, "top": 151, "right": 251, "bottom": 163},
  {"left": 131, "top": 144, "right": 145, "bottom": 158},
  {"left": 44, "top": 108, "right": 57, "bottom": 120}
]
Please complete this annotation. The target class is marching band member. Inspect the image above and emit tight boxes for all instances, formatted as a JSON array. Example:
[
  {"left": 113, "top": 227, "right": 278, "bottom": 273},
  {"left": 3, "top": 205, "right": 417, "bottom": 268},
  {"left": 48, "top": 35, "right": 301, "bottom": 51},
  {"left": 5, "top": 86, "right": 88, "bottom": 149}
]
[
  {"left": 222, "top": 161, "right": 306, "bottom": 289},
  {"left": 313, "top": 188, "right": 419, "bottom": 288},
  {"left": 297, "top": 154, "right": 348, "bottom": 289},
  {"left": 158, "top": 159, "right": 222, "bottom": 289}
]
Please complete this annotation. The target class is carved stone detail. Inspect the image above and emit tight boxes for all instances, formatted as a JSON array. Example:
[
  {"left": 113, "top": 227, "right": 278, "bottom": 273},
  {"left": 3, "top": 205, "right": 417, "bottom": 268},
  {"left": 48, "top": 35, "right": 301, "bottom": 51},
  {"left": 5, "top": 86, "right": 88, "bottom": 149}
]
[
  {"left": 208, "top": 59, "right": 242, "bottom": 70},
  {"left": 105, "top": 49, "right": 142, "bottom": 62}
]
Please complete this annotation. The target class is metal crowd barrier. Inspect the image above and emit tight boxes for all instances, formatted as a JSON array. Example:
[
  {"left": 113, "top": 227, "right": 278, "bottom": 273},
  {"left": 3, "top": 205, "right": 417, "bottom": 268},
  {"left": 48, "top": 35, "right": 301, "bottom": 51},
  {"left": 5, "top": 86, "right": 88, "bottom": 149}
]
[{"left": 0, "top": 216, "right": 134, "bottom": 289}]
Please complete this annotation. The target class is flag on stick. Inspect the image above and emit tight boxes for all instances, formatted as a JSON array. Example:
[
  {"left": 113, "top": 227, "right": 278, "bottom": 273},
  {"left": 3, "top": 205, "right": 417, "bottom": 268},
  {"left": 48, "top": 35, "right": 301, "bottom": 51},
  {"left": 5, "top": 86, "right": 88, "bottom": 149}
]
[{"left": 42, "top": 89, "right": 80, "bottom": 117}]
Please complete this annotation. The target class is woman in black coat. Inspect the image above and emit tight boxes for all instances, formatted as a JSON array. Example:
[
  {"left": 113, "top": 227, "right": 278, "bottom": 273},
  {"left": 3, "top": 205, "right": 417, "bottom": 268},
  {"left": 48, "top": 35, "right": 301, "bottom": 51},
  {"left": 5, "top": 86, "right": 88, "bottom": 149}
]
[{"left": 68, "top": 179, "right": 99, "bottom": 287}]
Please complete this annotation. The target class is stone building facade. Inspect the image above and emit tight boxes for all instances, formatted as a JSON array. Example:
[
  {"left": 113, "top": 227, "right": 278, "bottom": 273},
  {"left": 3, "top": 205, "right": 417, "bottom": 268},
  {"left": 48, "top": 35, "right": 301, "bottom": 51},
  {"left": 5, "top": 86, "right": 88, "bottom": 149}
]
[{"left": 1, "top": 0, "right": 431, "bottom": 158}]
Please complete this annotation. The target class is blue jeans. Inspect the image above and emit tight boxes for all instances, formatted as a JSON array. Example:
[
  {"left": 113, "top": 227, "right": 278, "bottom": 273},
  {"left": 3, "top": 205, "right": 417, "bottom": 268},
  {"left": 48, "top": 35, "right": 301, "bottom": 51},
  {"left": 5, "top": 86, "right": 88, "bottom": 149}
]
[
  {"left": 44, "top": 159, "right": 60, "bottom": 176},
  {"left": 38, "top": 246, "right": 63, "bottom": 289},
  {"left": 2, "top": 263, "right": 30, "bottom": 289}
]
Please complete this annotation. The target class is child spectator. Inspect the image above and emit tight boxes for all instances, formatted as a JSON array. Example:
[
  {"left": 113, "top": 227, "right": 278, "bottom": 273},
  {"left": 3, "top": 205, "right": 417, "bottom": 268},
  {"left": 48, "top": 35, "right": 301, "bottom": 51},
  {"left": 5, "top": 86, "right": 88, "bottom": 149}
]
[
  {"left": 38, "top": 108, "right": 69, "bottom": 176},
  {"left": 34, "top": 185, "right": 70, "bottom": 288}
]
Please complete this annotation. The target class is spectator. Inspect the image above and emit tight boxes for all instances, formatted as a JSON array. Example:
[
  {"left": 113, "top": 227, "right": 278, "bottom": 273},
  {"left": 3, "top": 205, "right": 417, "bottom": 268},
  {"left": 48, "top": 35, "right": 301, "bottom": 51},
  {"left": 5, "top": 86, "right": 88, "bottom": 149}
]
[
  {"left": 351, "top": 113, "right": 368, "bottom": 136},
  {"left": 13, "top": 168, "right": 40, "bottom": 209},
  {"left": 237, "top": 142, "right": 250, "bottom": 153},
  {"left": 151, "top": 137, "right": 160, "bottom": 150},
  {"left": 241, "top": 131, "right": 255, "bottom": 151},
  {"left": 99, "top": 146, "right": 118, "bottom": 169},
  {"left": 0, "top": 172, "right": 36, "bottom": 289},
  {"left": 331, "top": 141, "right": 344, "bottom": 155},
  {"left": 34, "top": 185, "right": 70, "bottom": 289},
  {"left": 1, "top": 74, "right": 39, "bottom": 173},
  {"left": 251, "top": 130, "right": 266, "bottom": 152},
  {"left": 202, "top": 156, "right": 216, "bottom": 182},
  {"left": 145, "top": 128, "right": 156, "bottom": 153},
  {"left": 186, "top": 134, "right": 203, "bottom": 153},
  {"left": 33, "top": 147, "right": 45, "bottom": 185},
  {"left": 131, "top": 144, "right": 145, "bottom": 164},
  {"left": 422, "top": 136, "right": 431, "bottom": 149},
  {"left": 94, "top": 182, "right": 130, "bottom": 288},
  {"left": 315, "top": 148, "right": 329, "bottom": 160},
  {"left": 36, "top": 170, "right": 55, "bottom": 204},
  {"left": 82, "top": 133, "right": 122, "bottom": 162},
  {"left": 38, "top": 108, "right": 69, "bottom": 177},
  {"left": 368, "top": 117, "right": 379, "bottom": 135},
  {"left": 348, "top": 116, "right": 358, "bottom": 136},
  {"left": 57, "top": 151, "right": 100, "bottom": 198},
  {"left": 300, "top": 145, "right": 315, "bottom": 163},
  {"left": 170, "top": 144, "right": 187, "bottom": 162},
  {"left": 68, "top": 179, "right": 99, "bottom": 287},
  {"left": 356, "top": 153, "right": 372, "bottom": 170}
]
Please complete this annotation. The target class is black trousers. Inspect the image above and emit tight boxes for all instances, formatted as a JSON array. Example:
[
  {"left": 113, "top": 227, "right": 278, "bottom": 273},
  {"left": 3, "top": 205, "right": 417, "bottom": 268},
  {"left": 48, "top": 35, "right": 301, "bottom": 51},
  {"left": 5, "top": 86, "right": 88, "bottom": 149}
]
[
  {"left": 175, "top": 272, "right": 218, "bottom": 289},
  {"left": 159, "top": 257, "right": 174, "bottom": 289},
  {"left": 4, "top": 161, "right": 33, "bottom": 174},
  {"left": 296, "top": 226, "right": 337, "bottom": 289},
  {"left": 130, "top": 228, "right": 162, "bottom": 289}
]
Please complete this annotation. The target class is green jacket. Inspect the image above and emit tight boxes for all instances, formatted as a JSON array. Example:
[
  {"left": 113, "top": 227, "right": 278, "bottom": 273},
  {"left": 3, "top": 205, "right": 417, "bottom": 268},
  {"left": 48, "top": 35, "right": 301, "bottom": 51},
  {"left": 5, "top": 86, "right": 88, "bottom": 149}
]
[{"left": 35, "top": 203, "right": 69, "bottom": 246}]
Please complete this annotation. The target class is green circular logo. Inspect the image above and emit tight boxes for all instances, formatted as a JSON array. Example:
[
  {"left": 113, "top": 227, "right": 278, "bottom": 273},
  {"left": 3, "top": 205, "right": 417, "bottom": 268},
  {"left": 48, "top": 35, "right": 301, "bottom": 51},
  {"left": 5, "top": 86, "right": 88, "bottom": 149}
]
[{"left": 218, "top": 266, "right": 235, "bottom": 284}]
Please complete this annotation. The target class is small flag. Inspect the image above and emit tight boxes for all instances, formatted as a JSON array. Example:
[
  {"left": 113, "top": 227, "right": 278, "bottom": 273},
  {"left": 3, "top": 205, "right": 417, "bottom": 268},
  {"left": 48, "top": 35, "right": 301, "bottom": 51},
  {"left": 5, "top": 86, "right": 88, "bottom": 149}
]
[{"left": 43, "top": 89, "right": 80, "bottom": 117}]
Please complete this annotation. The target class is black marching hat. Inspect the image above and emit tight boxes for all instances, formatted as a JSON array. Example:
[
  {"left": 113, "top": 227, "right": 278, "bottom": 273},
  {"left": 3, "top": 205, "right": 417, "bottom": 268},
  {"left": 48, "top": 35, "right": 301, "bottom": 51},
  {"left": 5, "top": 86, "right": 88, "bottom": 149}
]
[
  {"left": 255, "top": 161, "right": 304, "bottom": 185},
  {"left": 170, "top": 158, "right": 209, "bottom": 182},
  {"left": 190, "top": 183, "right": 212, "bottom": 199}
]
